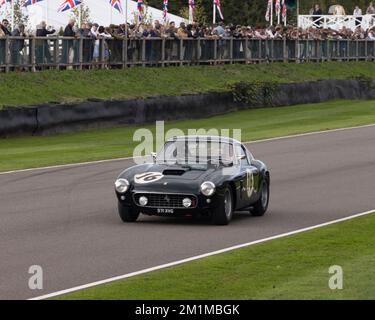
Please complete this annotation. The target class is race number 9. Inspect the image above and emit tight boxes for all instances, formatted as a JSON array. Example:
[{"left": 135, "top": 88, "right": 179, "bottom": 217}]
[{"left": 134, "top": 172, "right": 164, "bottom": 184}]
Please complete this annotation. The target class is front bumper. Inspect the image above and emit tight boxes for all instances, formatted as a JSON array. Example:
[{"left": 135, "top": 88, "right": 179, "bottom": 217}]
[{"left": 116, "top": 190, "right": 224, "bottom": 217}]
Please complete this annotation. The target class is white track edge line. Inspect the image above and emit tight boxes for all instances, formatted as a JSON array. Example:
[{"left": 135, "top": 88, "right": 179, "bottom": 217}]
[
  {"left": 29, "top": 209, "right": 375, "bottom": 300},
  {"left": 2, "top": 123, "right": 375, "bottom": 176}
]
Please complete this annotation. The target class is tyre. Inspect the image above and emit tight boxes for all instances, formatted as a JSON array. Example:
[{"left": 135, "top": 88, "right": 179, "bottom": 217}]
[
  {"left": 250, "top": 178, "right": 269, "bottom": 216},
  {"left": 212, "top": 187, "right": 234, "bottom": 225},
  {"left": 118, "top": 202, "right": 140, "bottom": 222}
]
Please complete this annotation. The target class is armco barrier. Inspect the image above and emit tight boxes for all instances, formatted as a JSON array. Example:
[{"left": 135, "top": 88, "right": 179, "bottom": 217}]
[{"left": 0, "top": 79, "right": 374, "bottom": 137}]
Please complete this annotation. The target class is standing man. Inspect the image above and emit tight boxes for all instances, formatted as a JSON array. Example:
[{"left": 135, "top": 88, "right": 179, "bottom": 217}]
[
  {"left": 62, "top": 19, "right": 76, "bottom": 64},
  {"left": 1, "top": 19, "right": 11, "bottom": 36},
  {"left": 313, "top": 4, "right": 323, "bottom": 27},
  {"left": 10, "top": 23, "right": 26, "bottom": 68},
  {"left": 353, "top": 6, "right": 363, "bottom": 27},
  {"left": 36, "top": 21, "right": 56, "bottom": 64},
  {"left": 0, "top": 20, "right": 10, "bottom": 65},
  {"left": 366, "top": 2, "right": 375, "bottom": 14}
]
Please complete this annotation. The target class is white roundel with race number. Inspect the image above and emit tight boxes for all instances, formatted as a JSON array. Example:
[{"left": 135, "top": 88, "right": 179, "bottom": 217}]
[
  {"left": 246, "top": 168, "right": 255, "bottom": 197},
  {"left": 134, "top": 172, "right": 164, "bottom": 184}
]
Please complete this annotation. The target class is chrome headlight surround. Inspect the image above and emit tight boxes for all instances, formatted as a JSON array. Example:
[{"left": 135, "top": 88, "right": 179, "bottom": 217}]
[
  {"left": 200, "top": 181, "right": 216, "bottom": 196},
  {"left": 115, "top": 178, "right": 130, "bottom": 193}
]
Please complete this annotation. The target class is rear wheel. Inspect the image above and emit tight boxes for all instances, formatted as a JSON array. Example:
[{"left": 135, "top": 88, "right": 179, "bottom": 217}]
[
  {"left": 118, "top": 202, "right": 140, "bottom": 222},
  {"left": 250, "top": 179, "right": 269, "bottom": 216},
  {"left": 212, "top": 187, "right": 233, "bottom": 225}
]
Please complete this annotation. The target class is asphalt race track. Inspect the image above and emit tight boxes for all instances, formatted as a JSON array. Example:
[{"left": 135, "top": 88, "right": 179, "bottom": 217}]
[{"left": 1, "top": 125, "right": 375, "bottom": 299}]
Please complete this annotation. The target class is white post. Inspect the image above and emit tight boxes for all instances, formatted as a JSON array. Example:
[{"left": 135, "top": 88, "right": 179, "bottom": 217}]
[
  {"left": 297, "top": 0, "right": 299, "bottom": 28},
  {"left": 78, "top": 3, "right": 82, "bottom": 28},
  {"left": 270, "top": 0, "right": 273, "bottom": 26},
  {"left": 189, "top": 3, "right": 193, "bottom": 24},
  {"left": 125, "top": 0, "right": 128, "bottom": 23},
  {"left": 284, "top": 8, "right": 287, "bottom": 26},
  {"left": 213, "top": 0, "right": 216, "bottom": 24},
  {"left": 11, "top": 0, "right": 14, "bottom": 31},
  {"left": 110, "top": 5, "right": 112, "bottom": 25}
]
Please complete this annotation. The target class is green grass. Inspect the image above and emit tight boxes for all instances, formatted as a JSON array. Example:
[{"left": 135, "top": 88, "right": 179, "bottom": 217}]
[
  {"left": 0, "top": 99, "right": 375, "bottom": 172},
  {"left": 58, "top": 212, "right": 375, "bottom": 300},
  {"left": 0, "top": 62, "right": 374, "bottom": 107}
]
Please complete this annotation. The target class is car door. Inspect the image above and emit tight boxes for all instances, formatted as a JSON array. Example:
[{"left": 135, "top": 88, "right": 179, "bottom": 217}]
[{"left": 235, "top": 144, "right": 259, "bottom": 208}]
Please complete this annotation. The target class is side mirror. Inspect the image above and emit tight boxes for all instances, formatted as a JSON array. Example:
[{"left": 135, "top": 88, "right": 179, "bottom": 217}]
[{"left": 237, "top": 155, "right": 246, "bottom": 161}]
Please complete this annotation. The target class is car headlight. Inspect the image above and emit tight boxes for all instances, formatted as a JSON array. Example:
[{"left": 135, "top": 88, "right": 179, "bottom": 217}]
[
  {"left": 200, "top": 181, "right": 216, "bottom": 196},
  {"left": 115, "top": 178, "right": 130, "bottom": 193},
  {"left": 138, "top": 196, "right": 148, "bottom": 206}
]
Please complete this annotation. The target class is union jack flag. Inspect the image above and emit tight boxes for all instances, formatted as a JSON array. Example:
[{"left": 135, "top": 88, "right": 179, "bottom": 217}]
[
  {"left": 214, "top": 0, "right": 224, "bottom": 20},
  {"left": 58, "top": 0, "right": 81, "bottom": 12},
  {"left": 275, "top": 0, "right": 280, "bottom": 16},
  {"left": 137, "top": 0, "right": 143, "bottom": 23},
  {"left": 109, "top": 0, "right": 122, "bottom": 13},
  {"left": 0, "top": 0, "right": 11, "bottom": 8},
  {"left": 281, "top": 0, "right": 287, "bottom": 23},
  {"left": 162, "top": 0, "right": 168, "bottom": 22},
  {"left": 23, "top": 0, "right": 44, "bottom": 7}
]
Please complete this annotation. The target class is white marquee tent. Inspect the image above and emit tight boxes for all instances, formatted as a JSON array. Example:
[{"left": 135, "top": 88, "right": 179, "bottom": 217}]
[{"left": 1, "top": 0, "right": 186, "bottom": 30}]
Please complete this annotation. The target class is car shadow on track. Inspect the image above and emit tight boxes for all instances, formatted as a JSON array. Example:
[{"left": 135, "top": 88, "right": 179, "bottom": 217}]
[{"left": 135, "top": 211, "right": 259, "bottom": 226}]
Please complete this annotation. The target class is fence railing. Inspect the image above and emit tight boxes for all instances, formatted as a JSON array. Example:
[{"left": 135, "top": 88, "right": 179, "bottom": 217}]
[
  {"left": 0, "top": 36, "right": 374, "bottom": 72},
  {"left": 298, "top": 14, "right": 375, "bottom": 31}
]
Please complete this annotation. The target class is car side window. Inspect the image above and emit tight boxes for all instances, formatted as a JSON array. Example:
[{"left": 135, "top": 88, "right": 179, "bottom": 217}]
[{"left": 235, "top": 145, "right": 250, "bottom": 166}]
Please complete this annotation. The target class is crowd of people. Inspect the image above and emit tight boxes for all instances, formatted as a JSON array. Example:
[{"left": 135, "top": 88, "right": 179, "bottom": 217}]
[{"left": 1, "top": 2, "right": 375, "bottom": 67}]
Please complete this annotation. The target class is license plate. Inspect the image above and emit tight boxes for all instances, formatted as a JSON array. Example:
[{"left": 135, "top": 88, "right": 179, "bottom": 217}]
[{"left": 157, "top": 208, "right": 174, "bottom": 214}]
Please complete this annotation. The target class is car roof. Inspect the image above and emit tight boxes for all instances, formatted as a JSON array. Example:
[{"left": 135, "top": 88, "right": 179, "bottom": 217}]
[{"left": 167, "top": 135, "right": 242, "bottom": 145}]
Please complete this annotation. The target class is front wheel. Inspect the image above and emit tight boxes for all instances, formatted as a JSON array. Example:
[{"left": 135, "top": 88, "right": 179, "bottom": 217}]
[
  {"left": 212, "top": 187, "right": 234, "bottom": 225},
  {"left": 250, "top": 179, "right": 269, "bottom": 216},
  {"left": 118, "top": 202, "right": 140, "bottom": 222}
]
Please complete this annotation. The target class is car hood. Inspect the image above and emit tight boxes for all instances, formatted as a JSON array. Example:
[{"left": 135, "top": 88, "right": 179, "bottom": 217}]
[{"left": 118, "top": 163, "right": 237, "bottom": 193}]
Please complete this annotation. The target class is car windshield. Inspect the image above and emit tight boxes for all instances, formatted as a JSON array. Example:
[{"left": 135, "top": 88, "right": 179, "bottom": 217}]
[{"left": 156, "top": 139, "right": 234, "bottom": 168}]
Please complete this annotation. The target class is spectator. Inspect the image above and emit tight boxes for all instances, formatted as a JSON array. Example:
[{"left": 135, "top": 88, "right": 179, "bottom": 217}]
[
  {"left": 62, "top": 19, "right": 76, "bottom": 64},
  {"left": 353, "top": 6, "right": 363, "bottom": 27},
  {"left": 81, "top": 22, "right": 95, "bottom": 64},
  {"left": 177, "top": 22, "right": 187, "bottom": 38},
  {"left": 213, "top": 22, "right": 225, "bottom": 36},
  {"left": 93, "top": 26, "right": 111, "bottom": 64},
  {"left": 1, "top": 19, "right": 11, "bottom": 36},
  {"left": 35, "top": 21, "right": 55, "bottom": 64},
  {"left": 10, "top": 23, "right": 26, "bottom": 67},
  {"left": 165, "top": 21, "right": 176, "bottom": 38},
  {"left": 366, "top": 2, "right": 375, "bottom": 14},
  {"left": 0, "top": 21, "right": 6, "bottom": 65},
  {"left": 368, "top": 28, "right": 375, "bottom": 39},
  {"left": 313, "top": 4, "right": 323, "bottom": 27}
]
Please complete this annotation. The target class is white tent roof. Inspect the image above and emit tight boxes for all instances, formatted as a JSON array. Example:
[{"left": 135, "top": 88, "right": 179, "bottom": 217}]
[{"left": 1, "top": 0, "right": 186, "bottom": 30}]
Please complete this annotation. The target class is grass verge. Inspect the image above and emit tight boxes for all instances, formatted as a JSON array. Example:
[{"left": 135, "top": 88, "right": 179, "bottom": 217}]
[
  {"left": 0, "top": 99, "right": 375, "bottom": 172},
  {"left": 57, "top": 212, "right": 375, "bottom": 299},
  {"left": 0, "top": 62, "right": 374, "bottom": 107}
]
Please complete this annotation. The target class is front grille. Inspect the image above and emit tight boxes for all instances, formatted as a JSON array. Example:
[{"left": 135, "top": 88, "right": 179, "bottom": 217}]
[{"left": 133, "top": 193, "right": 198, "bottom": 209}]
